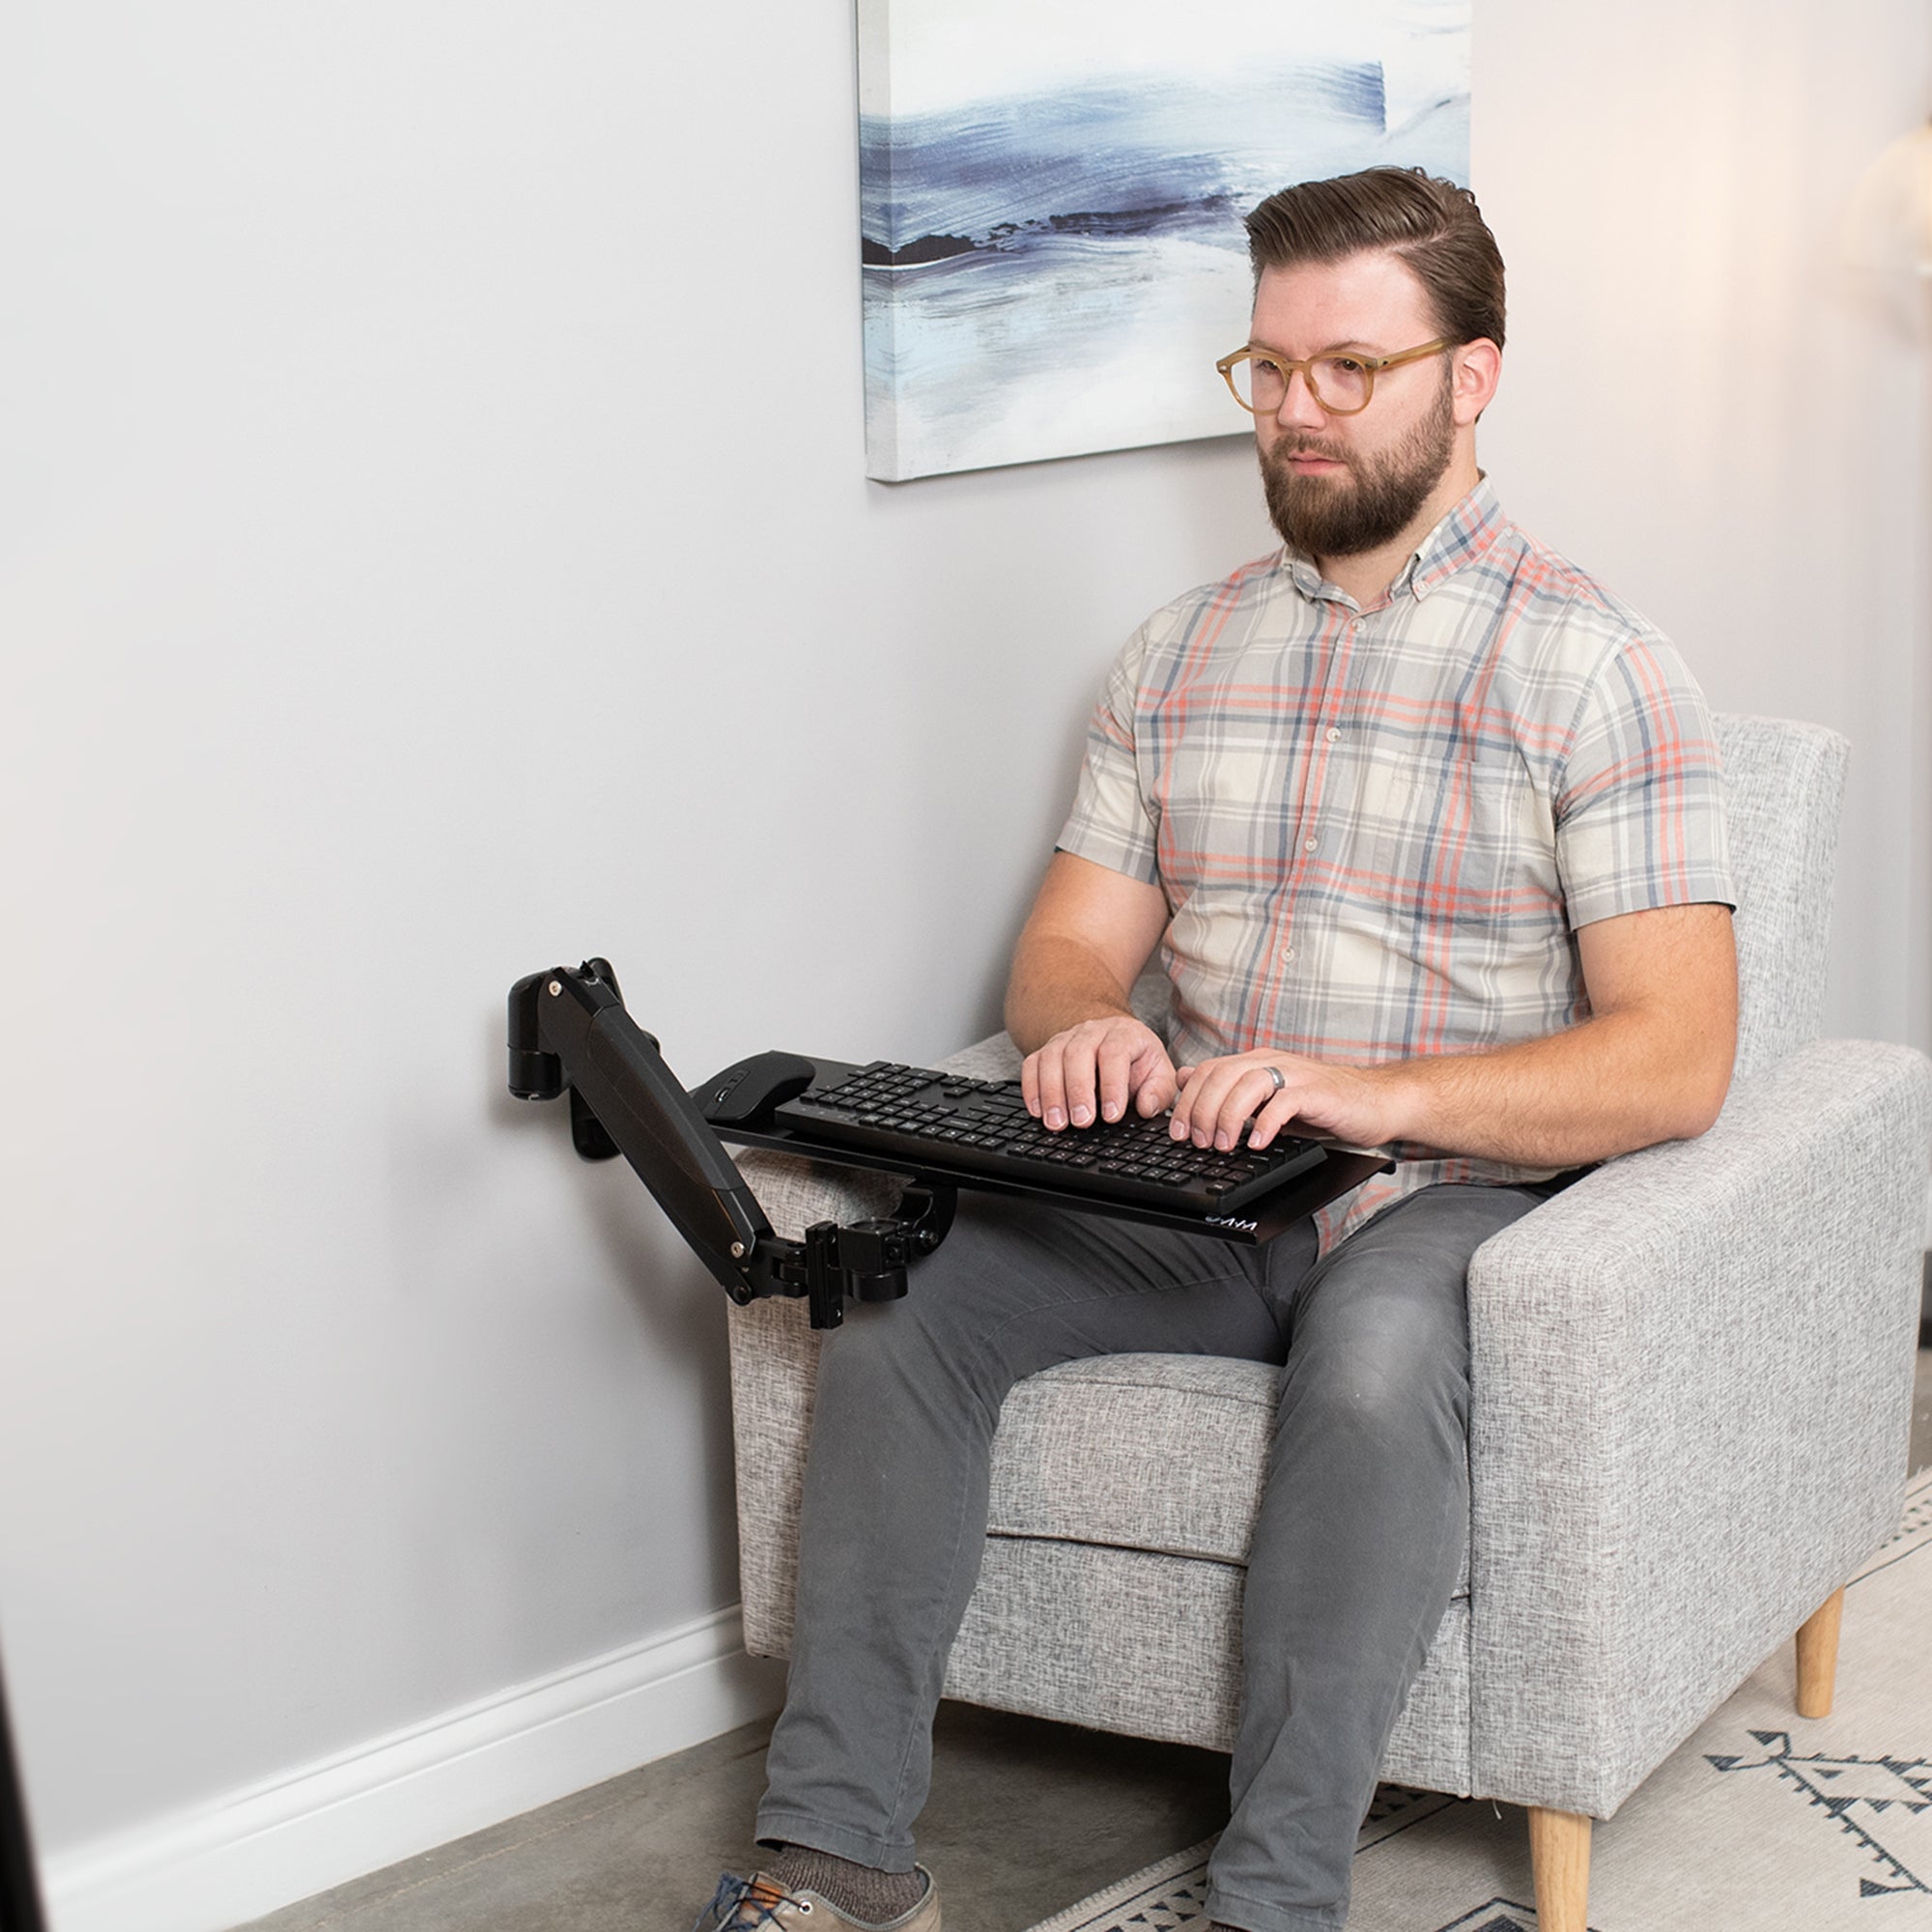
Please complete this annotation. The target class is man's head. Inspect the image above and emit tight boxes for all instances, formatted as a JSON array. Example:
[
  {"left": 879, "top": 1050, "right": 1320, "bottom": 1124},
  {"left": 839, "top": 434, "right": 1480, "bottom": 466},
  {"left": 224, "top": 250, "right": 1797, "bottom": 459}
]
[
  {"left": 1245, "top": 167, "right": 1505, "bottom": 353},
  {"left": 1234, "top": 169, "right": 1504, "bottom": 564}
]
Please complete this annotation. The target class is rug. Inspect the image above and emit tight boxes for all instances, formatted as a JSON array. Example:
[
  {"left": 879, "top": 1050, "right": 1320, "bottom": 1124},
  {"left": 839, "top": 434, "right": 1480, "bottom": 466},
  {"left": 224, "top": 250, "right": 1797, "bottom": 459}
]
[{"left": 1027, "top": 1468, "right": 1932, "bottom": 1932}]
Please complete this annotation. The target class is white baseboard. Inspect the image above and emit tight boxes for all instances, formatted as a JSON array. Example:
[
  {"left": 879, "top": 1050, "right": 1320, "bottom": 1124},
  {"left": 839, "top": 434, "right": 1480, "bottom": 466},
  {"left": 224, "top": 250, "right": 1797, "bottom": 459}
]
[{"left": 39, "top": 1605, "right": 785, "bottom": 1932}]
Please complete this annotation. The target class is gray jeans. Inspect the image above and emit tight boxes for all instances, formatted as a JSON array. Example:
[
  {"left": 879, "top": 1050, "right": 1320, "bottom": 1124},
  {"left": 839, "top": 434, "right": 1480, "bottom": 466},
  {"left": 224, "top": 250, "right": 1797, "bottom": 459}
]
[{"left": 754, "top": 1181, "right": 1548, "bottom": 1932}]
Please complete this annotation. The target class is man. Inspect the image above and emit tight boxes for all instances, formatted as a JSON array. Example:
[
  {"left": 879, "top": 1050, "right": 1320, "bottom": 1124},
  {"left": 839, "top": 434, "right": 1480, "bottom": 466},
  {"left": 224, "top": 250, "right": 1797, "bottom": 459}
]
[{"left": 700, "top": 167, "right": 1736, "bottom": 1932}]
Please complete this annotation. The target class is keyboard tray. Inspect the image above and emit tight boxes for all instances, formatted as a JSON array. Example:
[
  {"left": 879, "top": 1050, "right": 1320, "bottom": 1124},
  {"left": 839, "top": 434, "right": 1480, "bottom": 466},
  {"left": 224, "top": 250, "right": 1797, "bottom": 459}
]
[{"left": 714, "top": 1057, "right": 1393, "bottom": 1246}]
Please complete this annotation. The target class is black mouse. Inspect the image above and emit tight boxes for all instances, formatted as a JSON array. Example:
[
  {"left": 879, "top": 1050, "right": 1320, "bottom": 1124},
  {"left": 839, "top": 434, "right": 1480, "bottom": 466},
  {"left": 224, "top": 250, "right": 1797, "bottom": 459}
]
[{"left": 696, "top": 1050, "right": 818, "bottom": 1126}]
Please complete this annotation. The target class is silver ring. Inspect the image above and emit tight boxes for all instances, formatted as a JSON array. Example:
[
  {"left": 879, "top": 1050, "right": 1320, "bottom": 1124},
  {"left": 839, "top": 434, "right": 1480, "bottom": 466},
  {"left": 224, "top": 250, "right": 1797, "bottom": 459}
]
[{"left": 1263, "top": 1064, "right": 1287, "bottom": 1094}]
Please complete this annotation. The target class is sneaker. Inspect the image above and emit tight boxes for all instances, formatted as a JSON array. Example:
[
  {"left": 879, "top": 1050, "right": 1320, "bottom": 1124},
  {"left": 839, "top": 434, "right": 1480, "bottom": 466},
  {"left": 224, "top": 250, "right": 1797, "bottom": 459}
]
[{"left": 693, "top": 1867, "right": 940, "bottom": 1931}]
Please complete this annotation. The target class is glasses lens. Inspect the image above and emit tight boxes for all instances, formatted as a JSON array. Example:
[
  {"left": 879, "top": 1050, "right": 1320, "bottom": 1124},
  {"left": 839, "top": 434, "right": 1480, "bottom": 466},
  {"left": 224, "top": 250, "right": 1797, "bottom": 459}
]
[
  {"left": 1240, "top": 355, "right": 1286, "bottom": 412},
  {"left": 1228, "top": 354, "right": 1374, "bottom": 414},
  {"left": 1309, "top": 357, "right": 1371, "bottom": 412}
]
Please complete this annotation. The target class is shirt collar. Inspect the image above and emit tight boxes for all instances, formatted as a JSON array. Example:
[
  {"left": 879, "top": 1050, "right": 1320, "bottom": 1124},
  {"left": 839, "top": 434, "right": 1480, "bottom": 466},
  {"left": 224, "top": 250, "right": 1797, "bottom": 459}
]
[{"left": 1278, "top": 475, "right": 1507, "bottom": 610}]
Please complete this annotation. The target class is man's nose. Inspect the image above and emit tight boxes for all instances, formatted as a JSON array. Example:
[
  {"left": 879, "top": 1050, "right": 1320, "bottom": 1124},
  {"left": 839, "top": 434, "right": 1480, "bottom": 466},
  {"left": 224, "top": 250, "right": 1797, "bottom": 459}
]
[{"left": 1273, "top": 366, "right": 1329, "bottom": 429}]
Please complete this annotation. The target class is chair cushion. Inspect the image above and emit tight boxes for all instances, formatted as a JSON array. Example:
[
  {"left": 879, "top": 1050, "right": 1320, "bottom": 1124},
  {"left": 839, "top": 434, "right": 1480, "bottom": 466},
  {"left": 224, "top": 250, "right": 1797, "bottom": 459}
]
[
  {"left": 985, "top": 1352, "right": 1472, "bottom": 1600},
  {"left": 943, "top": 1536, "right": 1474, "bottom": 1793}
]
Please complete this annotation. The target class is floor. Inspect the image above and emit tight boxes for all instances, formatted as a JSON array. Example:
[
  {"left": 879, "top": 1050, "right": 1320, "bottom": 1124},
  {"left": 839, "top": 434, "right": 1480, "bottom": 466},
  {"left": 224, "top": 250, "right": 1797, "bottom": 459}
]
[
  {"left": 241, "top": 1333, "right": 1932, "bottom": 1932},
  {"left": 235, "top": 1702, "right": 1230, "bottom": 1932}
]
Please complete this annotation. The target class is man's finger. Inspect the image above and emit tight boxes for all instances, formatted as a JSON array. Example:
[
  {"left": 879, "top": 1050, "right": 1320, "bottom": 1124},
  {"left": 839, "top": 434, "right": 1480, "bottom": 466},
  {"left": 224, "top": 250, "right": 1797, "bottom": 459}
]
[
  {"left": 1246, "top": 1089, "right": 1300, "bottom": 1151},
  {"left": 1228, "top": 1064, "right": 1308, "bottom": 1148},
  {"left": 1172, "top": 1060, "right": 1238, "bottom": 1143},
  {"left": 1206, "top": 1065, "right": 1279, "bottom": 1150},
  {"left": 1095, "top": 1035, "right": 1137, "bottom": 1122},
  {"left": 1171, "top": 1058, "right": 1274, "bottom": 1148},
  {"left": 1056, "top": 1032, "right": 1111, "bottom": 1129},
  {"left": 1034, "top": 1041, "right": 1070, "bottom": 1129},
  {"left": 1059, "top": 1034, "right": 1106, "bottom": 1126},
  {"left": 1134, "top": 1056, "right": 1179, "bottom": 1116},
  {"left": 1225, "top": 1065, "right": 1290, "bottom": 1149}
]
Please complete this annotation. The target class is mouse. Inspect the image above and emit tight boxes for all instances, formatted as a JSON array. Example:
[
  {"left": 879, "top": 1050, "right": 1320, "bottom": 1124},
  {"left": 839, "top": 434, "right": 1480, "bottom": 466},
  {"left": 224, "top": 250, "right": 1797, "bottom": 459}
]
[{"left": 696, "top": 1050, "right": 818, "bottom": 1127}]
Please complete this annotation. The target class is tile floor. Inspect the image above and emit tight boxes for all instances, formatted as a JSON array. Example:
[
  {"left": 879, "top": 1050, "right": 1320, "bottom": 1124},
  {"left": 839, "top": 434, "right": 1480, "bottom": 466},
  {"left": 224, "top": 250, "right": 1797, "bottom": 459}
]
[{"left": 239, "top": 1339, "right": 1932, "bottom": 1932}]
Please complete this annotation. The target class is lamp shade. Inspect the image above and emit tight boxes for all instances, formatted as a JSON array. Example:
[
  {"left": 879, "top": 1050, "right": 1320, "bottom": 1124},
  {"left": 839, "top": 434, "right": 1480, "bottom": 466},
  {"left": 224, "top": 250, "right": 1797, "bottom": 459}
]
[{"left": 1844, "top": 122, "right": 1932, "bottom": 275}]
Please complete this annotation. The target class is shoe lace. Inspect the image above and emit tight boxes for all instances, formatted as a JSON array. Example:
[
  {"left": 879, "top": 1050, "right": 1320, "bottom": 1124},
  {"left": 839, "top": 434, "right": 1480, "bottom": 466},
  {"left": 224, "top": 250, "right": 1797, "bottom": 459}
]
[{"left": 694, "top": 1871, "right": 809, "bottom": 1931}]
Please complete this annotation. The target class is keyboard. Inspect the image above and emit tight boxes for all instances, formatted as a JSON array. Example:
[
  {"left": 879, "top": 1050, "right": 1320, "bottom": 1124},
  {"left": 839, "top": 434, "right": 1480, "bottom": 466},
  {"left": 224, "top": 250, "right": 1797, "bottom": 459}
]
[{"left": 772, "top": 1060, "right": 1325, "bottom": 1217}]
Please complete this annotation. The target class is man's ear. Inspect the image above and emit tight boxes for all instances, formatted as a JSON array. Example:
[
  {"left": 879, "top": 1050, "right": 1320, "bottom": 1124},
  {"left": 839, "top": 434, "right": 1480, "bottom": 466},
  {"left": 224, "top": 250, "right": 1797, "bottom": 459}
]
[{"left": 1451, "top": 338, "right": 1501, "bottom": 425}]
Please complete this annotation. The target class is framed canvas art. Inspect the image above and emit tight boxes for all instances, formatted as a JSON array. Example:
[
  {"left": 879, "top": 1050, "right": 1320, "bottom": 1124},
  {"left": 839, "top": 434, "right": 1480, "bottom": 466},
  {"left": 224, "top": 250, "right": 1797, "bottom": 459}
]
[{"left": 858, "top": 0, "right": 1470, "bottom": 481}]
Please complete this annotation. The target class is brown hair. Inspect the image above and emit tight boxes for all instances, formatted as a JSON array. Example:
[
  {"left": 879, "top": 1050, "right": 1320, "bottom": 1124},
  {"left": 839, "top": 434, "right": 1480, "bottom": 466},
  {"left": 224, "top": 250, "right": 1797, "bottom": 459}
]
[{"left": 1244, "top": 167, "right": 1506, "bottom": 350}]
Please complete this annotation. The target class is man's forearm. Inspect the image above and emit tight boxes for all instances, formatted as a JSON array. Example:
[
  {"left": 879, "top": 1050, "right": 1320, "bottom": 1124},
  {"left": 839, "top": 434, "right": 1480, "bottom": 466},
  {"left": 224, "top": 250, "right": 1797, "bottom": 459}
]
[
  {"left": 1004, "top": 852, "right": 1177, "bottom": 1123},
  {"left": 1375, "top": 903, "right": 1737, "bottom": 1162},
  {"left": 1172, "top": 901, "right": 1738, "bottom": 1163},
  {"left": 1366, "top": 1007, "right": 1733, "bottom": 1164},
  {"left": 1004, "top": 933, "right": 1142, "bottom": 1055},
  {"left": 1175, "top": 1011, "right": 1732, "bottom": 1165}
]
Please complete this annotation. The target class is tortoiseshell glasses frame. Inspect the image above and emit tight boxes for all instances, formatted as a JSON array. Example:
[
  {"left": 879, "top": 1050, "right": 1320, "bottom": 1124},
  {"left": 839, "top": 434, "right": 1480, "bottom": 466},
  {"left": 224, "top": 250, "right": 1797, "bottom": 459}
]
[{"left": 1214, "top": 338, "right": 1450, "bottom": 416}]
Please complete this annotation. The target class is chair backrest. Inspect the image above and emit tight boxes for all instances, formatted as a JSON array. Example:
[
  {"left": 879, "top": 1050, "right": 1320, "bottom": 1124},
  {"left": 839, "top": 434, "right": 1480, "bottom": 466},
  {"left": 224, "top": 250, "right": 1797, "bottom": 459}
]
[{"left": 1715, "top": 712, "right": 1847, "bottom": 1078}]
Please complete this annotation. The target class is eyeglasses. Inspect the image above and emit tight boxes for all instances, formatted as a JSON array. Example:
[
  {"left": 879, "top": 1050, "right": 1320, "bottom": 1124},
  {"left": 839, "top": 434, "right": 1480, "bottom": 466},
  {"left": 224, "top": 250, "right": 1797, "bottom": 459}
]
[{"left": 1215, "top": 339, "right": 1449, "bottom": 416}]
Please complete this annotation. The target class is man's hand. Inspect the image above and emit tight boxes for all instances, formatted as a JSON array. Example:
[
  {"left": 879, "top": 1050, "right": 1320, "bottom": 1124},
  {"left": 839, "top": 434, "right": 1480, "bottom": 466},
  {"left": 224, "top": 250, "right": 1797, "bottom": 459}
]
[
  {"left": 1021, "top": 1016, "right": 1179, "bottom": 1130},
  {"left": 1169, "top": 1050, "right": 1400, "bottom": 1152},
  {"left": 1006, "top": 853, "right": 1176, "bottom": 1128}
]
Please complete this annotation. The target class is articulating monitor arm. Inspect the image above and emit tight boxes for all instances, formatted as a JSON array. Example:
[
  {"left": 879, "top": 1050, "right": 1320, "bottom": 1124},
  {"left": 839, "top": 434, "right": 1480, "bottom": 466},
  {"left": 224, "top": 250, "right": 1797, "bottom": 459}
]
[{"left": 506, "top": 962, "right": 953, "bottom": 1329}]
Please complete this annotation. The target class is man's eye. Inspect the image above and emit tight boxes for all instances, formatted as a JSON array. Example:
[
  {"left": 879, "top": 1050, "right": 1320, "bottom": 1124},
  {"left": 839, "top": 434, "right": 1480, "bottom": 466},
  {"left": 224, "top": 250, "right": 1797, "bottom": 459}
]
[{"left": 1327, "top": 356, "right": 1367, "bottom": 376}]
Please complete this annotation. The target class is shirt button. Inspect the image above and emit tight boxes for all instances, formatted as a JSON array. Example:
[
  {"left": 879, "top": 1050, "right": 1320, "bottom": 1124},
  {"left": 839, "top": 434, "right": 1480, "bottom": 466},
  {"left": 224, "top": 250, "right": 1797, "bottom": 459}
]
[
  {"left": 1281, "top": 947, "right": 1296, "bottom": 964},
  {"left": 1303, "top": 837, "right": 1319, "bottom": 852},
  {"left": 1326, "top": 727, "right": 1341, "bottom": 743}
]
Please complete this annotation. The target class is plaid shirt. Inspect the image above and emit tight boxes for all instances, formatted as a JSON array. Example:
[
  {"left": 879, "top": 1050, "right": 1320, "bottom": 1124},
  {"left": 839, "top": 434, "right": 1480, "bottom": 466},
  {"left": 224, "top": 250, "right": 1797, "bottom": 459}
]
[{"left": 1057, "top": 480, "right": 1735, "bottom": 1250}]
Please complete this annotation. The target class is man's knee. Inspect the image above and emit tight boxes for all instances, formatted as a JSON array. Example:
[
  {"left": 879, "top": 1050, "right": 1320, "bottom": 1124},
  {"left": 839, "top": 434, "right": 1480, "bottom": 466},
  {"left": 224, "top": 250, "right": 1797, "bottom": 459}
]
[
  {"left": 1278, "top": 1217, "right": 1481, "bottom": 1456},
  {"left": 1278, "top": 1297, "right": 1469, "bottom": 1453}
]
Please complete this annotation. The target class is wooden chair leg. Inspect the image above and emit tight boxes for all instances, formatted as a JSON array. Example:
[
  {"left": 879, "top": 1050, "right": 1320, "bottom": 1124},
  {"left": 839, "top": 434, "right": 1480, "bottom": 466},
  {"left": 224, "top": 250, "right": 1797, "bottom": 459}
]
[
  {"left": 1527, "top": 1806, "right": 1591, "bottom": 1932},
  {"left": 1795, "top": 1585, "right": 1846, "bottom": 1719}
]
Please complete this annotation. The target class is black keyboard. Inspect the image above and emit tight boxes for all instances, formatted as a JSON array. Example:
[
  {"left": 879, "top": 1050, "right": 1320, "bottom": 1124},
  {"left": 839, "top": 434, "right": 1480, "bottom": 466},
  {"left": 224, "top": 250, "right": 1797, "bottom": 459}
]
[{"left": 772, "top": 1060, "right": 1324, "bottom": 1217}]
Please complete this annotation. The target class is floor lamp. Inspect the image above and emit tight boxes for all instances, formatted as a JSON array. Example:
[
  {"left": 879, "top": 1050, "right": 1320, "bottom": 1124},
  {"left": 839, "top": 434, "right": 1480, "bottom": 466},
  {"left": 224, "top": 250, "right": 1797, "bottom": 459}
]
[{"left": 1844, "top": 119, "right": 1932, "bottom": 282}]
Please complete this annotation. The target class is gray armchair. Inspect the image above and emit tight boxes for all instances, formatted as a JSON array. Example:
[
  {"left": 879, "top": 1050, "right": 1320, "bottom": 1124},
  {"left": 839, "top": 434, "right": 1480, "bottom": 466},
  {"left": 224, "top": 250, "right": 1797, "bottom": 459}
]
[{"left": 724, "top": 714, "right": 1932, "bottom": 1932}]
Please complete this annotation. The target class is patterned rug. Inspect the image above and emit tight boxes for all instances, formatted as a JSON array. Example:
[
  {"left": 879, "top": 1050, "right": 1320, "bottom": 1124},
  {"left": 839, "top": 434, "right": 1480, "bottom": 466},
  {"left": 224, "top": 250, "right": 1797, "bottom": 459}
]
[{"left": 1027, "top": 1468, "right": 1932, "bottom": 1932}]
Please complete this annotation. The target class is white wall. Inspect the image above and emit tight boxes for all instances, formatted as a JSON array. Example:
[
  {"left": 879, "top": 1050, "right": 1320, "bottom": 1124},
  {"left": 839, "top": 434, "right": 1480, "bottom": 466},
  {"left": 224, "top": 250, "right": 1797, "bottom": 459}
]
[
  {"left": 0, "top": 0, "right": 1925, "bottom": 1924},
  {"left": 1474, "top": 1, "right": 1932, "bottom": 1052}
]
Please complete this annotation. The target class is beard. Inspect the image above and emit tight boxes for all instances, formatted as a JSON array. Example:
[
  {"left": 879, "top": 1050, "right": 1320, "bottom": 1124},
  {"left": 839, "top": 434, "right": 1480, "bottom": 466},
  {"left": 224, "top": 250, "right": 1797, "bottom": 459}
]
[{"left": 1258, "top": 373, "right": 1456, "bottom": 559}]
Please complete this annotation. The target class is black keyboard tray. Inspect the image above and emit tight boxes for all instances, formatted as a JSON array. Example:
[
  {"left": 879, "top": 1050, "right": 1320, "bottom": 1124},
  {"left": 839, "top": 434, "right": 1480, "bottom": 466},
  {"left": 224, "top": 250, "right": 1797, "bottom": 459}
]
[
  {"left": 715, "top": 1056, "right": 1391, "bottom": 1247},
  {"left": 508, "top": 961, "right": 1396, "bottom": 1335}
]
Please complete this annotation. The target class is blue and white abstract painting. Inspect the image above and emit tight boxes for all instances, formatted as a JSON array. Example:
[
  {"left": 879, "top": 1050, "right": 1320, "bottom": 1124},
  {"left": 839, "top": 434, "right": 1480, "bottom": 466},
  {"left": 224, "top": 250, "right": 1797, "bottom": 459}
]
[{"left": 858, "top": 0, "right": 1470, "bottom": 481}]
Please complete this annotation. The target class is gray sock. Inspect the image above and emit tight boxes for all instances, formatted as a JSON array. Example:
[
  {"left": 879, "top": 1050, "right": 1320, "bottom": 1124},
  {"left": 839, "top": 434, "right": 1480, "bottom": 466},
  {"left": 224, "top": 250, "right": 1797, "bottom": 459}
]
[{"left": 765, "top": 1846, "right": 926, "bottom": 1924}]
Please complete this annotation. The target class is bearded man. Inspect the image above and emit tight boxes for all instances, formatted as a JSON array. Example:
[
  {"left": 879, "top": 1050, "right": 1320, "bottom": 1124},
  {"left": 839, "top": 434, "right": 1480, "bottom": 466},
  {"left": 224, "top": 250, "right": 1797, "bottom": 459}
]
[{"left": 701, "top": 168, "right": 1737, "bottom": 1932}]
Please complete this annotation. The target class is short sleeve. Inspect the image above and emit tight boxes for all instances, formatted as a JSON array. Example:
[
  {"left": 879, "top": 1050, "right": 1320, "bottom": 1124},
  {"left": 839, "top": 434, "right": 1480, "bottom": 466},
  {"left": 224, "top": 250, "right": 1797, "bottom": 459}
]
[
  {"left": 1054, "top": 630, "right": 1162, "bottom": 886},
  {"left": 1555, "top": 636, "right": 1736, "bottom": 929}
]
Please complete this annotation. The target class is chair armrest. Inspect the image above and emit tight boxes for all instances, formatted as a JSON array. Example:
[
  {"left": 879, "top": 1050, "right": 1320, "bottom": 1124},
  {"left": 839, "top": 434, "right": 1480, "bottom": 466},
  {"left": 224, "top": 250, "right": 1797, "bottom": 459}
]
[
  {"left": 731, "top": 1150, "right": 907, "bottom": 1242},
  {"left": 1464, "top": 1037, "right": 1932, "bottom": 1813}
]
